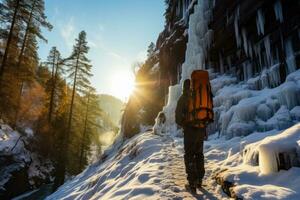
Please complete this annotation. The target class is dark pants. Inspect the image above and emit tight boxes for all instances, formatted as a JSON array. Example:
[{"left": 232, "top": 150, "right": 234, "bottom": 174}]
[{"left": 183, "top": 126, "right": 205, "bottom": 186}]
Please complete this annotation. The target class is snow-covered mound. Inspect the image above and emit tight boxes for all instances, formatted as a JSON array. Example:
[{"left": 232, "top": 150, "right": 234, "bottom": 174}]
[
  {"left": 206, "top": 123, "right": 300, "bottom": 199},
  {"left": 244, "top": 123, "right": 300, "bottom": 174}
]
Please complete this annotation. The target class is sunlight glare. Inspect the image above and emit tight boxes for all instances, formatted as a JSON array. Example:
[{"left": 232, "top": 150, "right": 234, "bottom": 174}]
[{"left": 111, "top": 71, "right": 135, "bottom": 101}]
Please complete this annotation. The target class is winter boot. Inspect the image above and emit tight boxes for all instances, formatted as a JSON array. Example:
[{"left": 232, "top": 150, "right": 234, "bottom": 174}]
[
  {"left": 196, "top": 180, "right": 202, "bottom": 189},
  {"left": 185, "top": 184, "right": 197, "bottom": 194}
]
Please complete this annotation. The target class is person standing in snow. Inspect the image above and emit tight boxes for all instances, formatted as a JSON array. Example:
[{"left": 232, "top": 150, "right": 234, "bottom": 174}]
[{"left": 175, "top": 73, "right": 213, "bottom": 194}]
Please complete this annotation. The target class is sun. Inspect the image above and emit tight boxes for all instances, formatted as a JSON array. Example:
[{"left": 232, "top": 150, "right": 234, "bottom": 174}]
[{"left": 110, "top": 71, "right": 135, "bottom": 101}]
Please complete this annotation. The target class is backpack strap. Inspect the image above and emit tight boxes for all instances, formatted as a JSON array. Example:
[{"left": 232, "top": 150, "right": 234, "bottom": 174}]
[
  {"left": 193, "top": 79, "right": 196, "bottom": 121},
  {"left": 205, "top": 84, "right": 208, "bottom": 120}
]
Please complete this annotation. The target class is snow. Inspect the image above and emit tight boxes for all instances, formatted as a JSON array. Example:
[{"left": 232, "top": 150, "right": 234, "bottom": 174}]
[
  {"left": 46, "top": 130, "right": 228, "bottom": 200},
  {"left": 244, "top": 124, "right": 300, "bottom": 174},
  {"left": 0, "top": 124, "right": 31, "bottom": 187},
  {"left": 45, "top": 122, "right": 300, "bottom": 200},
  {"left": 205, "top": 124, "right": 300, "bottom": 199}
]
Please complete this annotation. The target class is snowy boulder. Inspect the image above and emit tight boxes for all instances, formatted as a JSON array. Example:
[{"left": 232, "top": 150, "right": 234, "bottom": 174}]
[
  {"left": 265, "top": 97, "right": 280, "bottom": 115},
  {"left": 228, "top": 122, "right": 256, "bottom": 138},
  {"left": 244, "top": 123, "right": 300, "bottom": 174},
  {"left": 266, "top": 106, "right": 292, "bottom": 130},
  {"left": 290, "top": 106, "right": 300, "bottom": 121},
  {"left": 277, "top": 82, "right": 300, "bottom": 109},
  {"left": 256, "top": 104, "right": 272, "bottom": 121}
]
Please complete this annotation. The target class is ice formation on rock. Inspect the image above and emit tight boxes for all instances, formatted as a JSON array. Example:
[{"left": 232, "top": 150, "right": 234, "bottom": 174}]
[
  {"left": 243, "top": 123, "right": 300, "bottom": 174},
  {"left": 161, "top": 0, "right": 213, "bottom": 127}
]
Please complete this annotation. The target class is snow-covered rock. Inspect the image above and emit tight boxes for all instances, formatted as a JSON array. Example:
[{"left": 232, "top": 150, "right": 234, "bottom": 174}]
[
  {"left": 0, "top": 122, "right": 53, "bottom": 199},
  {"left": 207, "top": 124, "right": 300, "bottom": 199},
  {"left": 244, "top": 123, "right": 300, "bottom": 174}
]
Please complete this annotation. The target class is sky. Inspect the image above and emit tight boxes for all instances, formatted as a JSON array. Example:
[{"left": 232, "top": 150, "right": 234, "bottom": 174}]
[{"left": 38, "top": 0, "right": 165, "bottom": 101}]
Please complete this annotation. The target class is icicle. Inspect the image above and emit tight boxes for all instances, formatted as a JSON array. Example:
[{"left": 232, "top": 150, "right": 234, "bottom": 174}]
[
  {"left": 285, "top": 38, "right": 296, "bottom": 74},
  {"left": 248, "top": 41, "right": 253, "bottom": 59},
  {"left": 243, "top": 61, "right": 253, "bottom": 80},
  {"left": 274, "top": 0, "right": 284, "bottom": 23},
  {"left": 227, "top": 56, "right": 232, "bottom": 70},
  {"left": 254, "top": 44, "right": 262, "bottom": 67},
  {"left": 234, "top": 6, "right": 241, "bottom": 48},
  {"left": 256, "top": 9, "right": 265, "bottom": 35},
  {"left": 260, "top": 69, "right": 269, "bottom": 88},
  {"left": 219, "top": 53, "right": 224, "bottom": 73},
  {"left": 269, "top": 64, "right": 281, "bottom": 88},
  {"left": 242, "top": 28, "right": 248, "bottom": 56},
  {"left": 264, "top": 36, "right": 271, "bottom": 67}
]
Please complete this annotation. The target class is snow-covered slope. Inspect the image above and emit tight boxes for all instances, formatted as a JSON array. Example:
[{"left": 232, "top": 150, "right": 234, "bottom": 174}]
[
  {"left": 46, "top": 122, "right": 300, "bottom": 200},
  {"left": 47, "top": 131, "right": 227, "bottom": 200}
]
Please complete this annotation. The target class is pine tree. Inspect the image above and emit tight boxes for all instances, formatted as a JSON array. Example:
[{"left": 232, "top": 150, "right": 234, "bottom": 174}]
[
  {"left": 63, "top": 30, "right": 92, "bottom": 178},
  {"left": 0, "top": 0, "right": 21, "bottom": 79},
  {"left": 78, "top": 87, "right": 102, "bottom": 171},
  {"left": 0, "top": 0, "right": 51, "bottom": 125},
  {"left": 17, "top": 0, "right": 52, "bottom": 69},
  {"left": 147, "top": 42, "right": 155, "bottom": 58},
  {"left": 45, "top": 47, "right": 65, "bottom": 123},
  {"left": 0, "top": 0, "right": 24, "bottom": 122}
]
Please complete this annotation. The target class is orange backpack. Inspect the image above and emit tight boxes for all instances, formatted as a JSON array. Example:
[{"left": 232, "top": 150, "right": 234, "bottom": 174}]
[{"left": 187, "top": 70, "right": 214, "bottom": 127}]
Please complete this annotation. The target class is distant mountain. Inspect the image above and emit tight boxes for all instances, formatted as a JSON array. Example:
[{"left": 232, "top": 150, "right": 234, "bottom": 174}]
[{"left": 98, "top": 94, "right": 124, "bottom": 127}]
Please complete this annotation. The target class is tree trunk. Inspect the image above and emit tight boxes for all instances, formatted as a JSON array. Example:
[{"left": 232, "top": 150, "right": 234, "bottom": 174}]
[
  {"left": 13, "top": 81, "right": 24, "bottom": 128},
  {"left": 0, "top": 0, "right": 21, "bottom": 80},
  {"left": 48, "top": 52, "right": 58, "bottom": 123},
  {"left": 63, "top": 43, "right": 81, "bottom": 181},
  {"left": 16, "top": 0, "right": 36, "bottom": 69},
  {"left": 79, "top": 92, "right": 90, "bottom": 170},
  {"left": 67, "top": 52, "right": 80, "bottom": 140}
]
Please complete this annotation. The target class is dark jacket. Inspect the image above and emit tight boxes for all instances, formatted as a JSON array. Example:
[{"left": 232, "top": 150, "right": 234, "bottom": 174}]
[{"left": 175, "top": 92, "right": 189, "bottom": 127}]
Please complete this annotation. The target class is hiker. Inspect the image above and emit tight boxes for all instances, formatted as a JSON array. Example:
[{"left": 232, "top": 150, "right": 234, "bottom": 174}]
[{"left": 175, "top": 70, "right": 214, "bottom": 194}]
